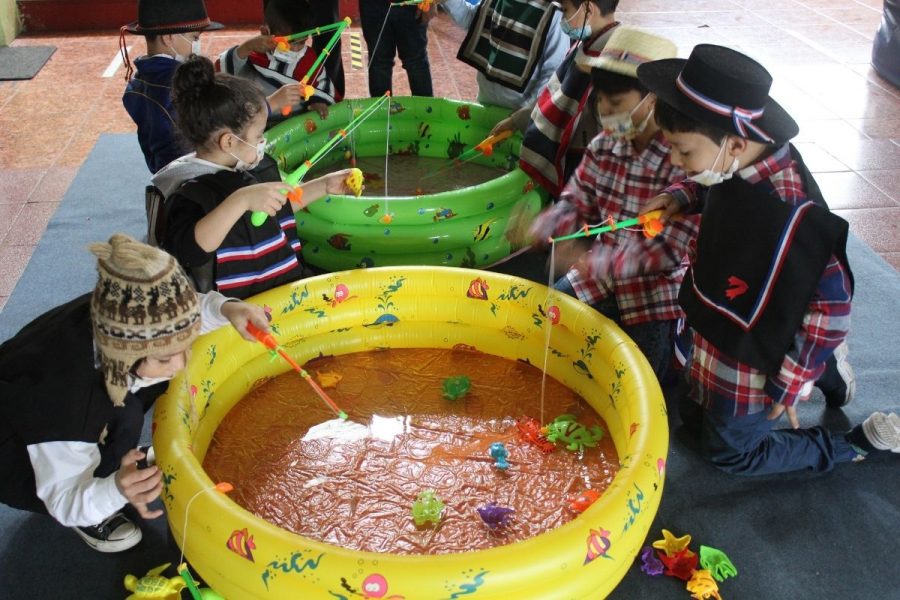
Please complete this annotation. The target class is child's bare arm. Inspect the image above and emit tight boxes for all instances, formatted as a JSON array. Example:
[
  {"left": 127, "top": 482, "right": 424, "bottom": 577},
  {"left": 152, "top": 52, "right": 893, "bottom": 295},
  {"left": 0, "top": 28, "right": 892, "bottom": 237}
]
[
  {"left": 293, "top": 169, "right": 356, "bottom": 209},
  {"left": 236, "top": 34, "right": 276, "bottom": 59},
  {"left": 194, "top": 182, "right": 288, "bottom": 251}
]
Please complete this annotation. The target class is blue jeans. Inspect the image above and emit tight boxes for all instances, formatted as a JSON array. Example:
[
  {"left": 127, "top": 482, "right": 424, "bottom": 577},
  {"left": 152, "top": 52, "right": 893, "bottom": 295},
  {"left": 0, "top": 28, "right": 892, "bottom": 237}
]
[
  {"left": 553, "top": 275, "right": 674, "bottom": 382},
  {"left": 359, "top": 2, "right": 433, "bottom": 97},
  {"left": 678, "top": 388, "right": 861, "bottom": 475}
]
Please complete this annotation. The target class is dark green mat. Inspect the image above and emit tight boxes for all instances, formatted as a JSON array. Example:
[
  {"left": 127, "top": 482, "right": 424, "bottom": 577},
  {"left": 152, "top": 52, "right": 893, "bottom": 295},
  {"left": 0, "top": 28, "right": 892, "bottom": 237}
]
[{"left": 0, "top": 45, "right": 56, "bottom": 80}]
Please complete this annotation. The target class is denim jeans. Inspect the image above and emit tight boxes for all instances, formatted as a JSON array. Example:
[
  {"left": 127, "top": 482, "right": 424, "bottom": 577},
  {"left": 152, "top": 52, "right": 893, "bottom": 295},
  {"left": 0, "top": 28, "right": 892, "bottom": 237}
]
[
  {"left": 359, "top": 1, "right": 433, "bottom": 97},
  {"left": 553, "top": 275, "right": 674, "bottom": 382}
]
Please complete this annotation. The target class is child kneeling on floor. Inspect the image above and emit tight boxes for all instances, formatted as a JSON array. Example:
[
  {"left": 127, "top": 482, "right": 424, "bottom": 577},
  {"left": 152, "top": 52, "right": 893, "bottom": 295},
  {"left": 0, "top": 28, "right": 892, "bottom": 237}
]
[
  {"left": 160, "top": 55, "right": 354, "bottom": 299},
  {"left": 635, "top": 45, "right": 899, "bottom": 474},
  {"left": 0, "top": 234, "right": 270, "bottom": 552},
  {"left": 519, "top": 27, "right": 698, "bottom": 383}
]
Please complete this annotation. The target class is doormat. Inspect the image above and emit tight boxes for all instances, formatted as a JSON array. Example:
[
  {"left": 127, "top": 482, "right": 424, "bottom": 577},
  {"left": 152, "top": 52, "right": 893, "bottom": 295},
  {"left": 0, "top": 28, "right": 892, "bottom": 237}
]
[{"left": 0, "top": 45, "right": 56, "bottom": 80}]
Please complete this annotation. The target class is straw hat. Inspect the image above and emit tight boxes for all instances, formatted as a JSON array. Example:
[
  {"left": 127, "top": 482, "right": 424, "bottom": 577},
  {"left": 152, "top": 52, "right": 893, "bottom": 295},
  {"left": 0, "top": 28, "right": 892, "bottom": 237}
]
[{"left": 581, "top": 26, "right": 677, "bottom": 75}]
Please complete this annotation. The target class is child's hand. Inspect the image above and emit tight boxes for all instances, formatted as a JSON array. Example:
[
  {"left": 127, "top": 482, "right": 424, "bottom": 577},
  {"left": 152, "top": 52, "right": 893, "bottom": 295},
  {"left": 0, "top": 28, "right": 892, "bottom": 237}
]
[
  {"left": 324, "top": 168, "right": 360, "bottom": 196},
  {"left": 238, "top": 34, "right": 276, "bottom": 59},
  {"left": 504, "top": 201, "right": 538, "bottom": 249},
  {"left": 233, "top": 182, "right": 289, "bottom": 216},
  {"left": 308, "top": 101, "right": 329, "bottom": 119},
  {"left": 268, "top": 84, "right": 303, "bottom": 115},
  {"left": 221, "top": 300, "right": 271, "bottom": 342},
  {"left": 767, "top": 402, "right": 800, "bottom": 429},
  {"left": 116, "top": 448, "right": 163, "bottom": 520},
  {"left": 642, "top": 193, "right": 681, "bottom": 224},
  {"left": 490, "top": 117, "right": 515, "bottom": 138}
]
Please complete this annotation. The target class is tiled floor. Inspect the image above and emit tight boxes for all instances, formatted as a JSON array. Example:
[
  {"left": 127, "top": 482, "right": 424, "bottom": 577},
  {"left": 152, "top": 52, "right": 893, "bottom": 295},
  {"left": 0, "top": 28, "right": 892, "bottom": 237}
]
[{"left": 1, "top": 0, "right": 899, "bottom": 313}]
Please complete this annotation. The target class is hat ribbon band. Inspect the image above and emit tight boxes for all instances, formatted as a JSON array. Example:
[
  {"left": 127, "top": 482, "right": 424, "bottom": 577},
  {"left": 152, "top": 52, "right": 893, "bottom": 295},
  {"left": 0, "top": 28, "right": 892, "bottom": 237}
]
[
  {"left": 602, "top": 48, "right": 651, "bottom": 67},
  {"left": 675, "top": 74, "right": 775, "bottom": 143}
]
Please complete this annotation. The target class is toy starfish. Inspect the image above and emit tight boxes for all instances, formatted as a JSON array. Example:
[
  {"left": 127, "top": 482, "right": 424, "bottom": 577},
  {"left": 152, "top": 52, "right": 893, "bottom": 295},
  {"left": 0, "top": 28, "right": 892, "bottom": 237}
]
[{"left": 652, "top": 528, "right": 692, "bottom": 557}]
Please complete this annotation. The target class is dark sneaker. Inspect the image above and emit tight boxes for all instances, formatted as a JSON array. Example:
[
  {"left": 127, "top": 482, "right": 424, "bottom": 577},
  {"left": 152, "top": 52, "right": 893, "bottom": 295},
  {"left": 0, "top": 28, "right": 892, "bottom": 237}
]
[
  {"left": 819, "top": 342, "right": 855, "bottom": 408},
  {"left": 862, "top": 412, "right": 900, "bottom": 453},
  {"left": 72, "top": 511, "right": 142, "bottom": 553}
]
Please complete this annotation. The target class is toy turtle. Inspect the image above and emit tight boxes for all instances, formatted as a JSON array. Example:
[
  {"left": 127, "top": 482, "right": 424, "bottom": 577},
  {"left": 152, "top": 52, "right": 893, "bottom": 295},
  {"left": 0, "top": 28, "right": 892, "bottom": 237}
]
[{"left": 123, "top": 563, "right": 185, "bottom": 600}]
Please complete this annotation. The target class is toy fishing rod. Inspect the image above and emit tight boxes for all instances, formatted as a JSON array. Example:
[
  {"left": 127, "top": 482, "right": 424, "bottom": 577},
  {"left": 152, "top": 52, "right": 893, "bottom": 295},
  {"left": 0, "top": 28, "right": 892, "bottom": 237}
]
[
  {"left": 551, "top": 210, "right": 665, "bottom": 242},
  {"left": 246, "top": 322, "right": 348, "bottom": 420},
  {"left": 251, "top": 93, "right": 389, "bottom": 226},
  {"left": 420, "top": 130, "right": 514, "bottom": 182},
  {"left": 392, "top": 0, "right": 434, "bottom": 8},
  {"left": 280, "top": 17, "right": 351, "bottom": 116},
  {"left": 273, "top": 21, "right": 347, "bottom": 49}
]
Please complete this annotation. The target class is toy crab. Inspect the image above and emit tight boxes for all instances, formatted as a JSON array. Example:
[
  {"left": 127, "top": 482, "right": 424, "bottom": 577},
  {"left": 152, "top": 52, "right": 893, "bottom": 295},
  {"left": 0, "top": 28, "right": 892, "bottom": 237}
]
[
  {"left": 515, "top": 416, "right": 556, "bottom": 453},
  {"left": 123, "top": 563, "right": 185, "bottom": 600}
]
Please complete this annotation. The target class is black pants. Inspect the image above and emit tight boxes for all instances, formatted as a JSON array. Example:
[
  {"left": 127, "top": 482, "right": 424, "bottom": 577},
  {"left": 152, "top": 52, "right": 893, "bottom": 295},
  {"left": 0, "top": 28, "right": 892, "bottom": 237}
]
[{"left": 359, "top": 1, "right": 433, "bottom": 97}]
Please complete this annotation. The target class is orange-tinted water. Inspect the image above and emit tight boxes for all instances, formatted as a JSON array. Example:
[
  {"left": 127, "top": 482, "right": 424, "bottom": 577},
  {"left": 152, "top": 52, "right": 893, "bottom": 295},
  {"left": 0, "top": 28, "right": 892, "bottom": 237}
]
[
  {"left": 310, "top": 154, "right": 508, "bottom": 197},
  {"left": 203, "top": 348, "right": 619, "bottom": 554}
]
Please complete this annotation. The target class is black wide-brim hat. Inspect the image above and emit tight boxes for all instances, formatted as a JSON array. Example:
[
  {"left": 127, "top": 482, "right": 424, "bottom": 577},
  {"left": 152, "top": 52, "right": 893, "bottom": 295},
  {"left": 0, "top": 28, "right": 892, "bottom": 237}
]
[
  {"left": 637, "top": 44, "right": 798, "bottom": 145},
  {"left": 124, "top": 0, "right": 223, "bottom": 35}
]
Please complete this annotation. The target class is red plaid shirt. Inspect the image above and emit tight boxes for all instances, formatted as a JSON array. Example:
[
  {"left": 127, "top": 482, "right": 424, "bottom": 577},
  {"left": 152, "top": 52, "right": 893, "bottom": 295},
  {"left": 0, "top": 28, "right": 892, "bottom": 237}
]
[
  {"left": 532, "top": 131, "right": 696, "bottom": 325},
  {"left": 668, "top": 144, "right": 853, "bottom": 415}
]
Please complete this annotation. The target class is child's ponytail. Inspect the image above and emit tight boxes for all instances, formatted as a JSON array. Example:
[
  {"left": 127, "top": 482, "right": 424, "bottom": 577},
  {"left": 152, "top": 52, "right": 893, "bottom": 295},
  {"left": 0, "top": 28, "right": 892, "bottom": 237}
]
[{"left": 171, "top": 55, "right": 267, "bottom": 149}]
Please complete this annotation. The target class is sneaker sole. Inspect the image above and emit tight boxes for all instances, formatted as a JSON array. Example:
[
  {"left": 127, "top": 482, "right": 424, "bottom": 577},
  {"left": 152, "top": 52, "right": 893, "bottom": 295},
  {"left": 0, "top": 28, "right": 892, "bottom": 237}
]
[
  {"left": 828, "top": 342, "right": 856, "bottom": 408},
  {"left": 73, "top": 525, "right": 142, "bottom": 553}
]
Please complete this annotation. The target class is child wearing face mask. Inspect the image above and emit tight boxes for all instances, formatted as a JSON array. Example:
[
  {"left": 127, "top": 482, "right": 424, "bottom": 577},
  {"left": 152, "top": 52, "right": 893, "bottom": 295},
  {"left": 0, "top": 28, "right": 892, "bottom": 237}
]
[
  {"left": 216, "top": 0, "right": 340, "bottom": 125},
  {"left": 0, "top": 234, "right": 270, "bottom": 552},
  {"left": 634, "top": 45, "right": 899, "bottom": 474},
  {"left": 515, "top": 27, "right": 698, "bottom": 381},
  {"left": 160, "top": 55, "right": 353, "bottom": 300},
  {"left": 491, "top": 0, "right": 620, "bottom": 198}
]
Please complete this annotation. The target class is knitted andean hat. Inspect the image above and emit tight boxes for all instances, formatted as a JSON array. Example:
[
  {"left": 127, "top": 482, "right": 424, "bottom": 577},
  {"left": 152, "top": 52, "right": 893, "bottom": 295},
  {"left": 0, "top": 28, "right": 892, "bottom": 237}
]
[
  {"left": 89, "top": 234, "right": 201, "bottom": 406},
  {"left": 583, "top": 26, "right": 677, "bottom": 76},
  {"left": 637, "top": 44, "right": 799, "bottom": 145},
  {"left": 123, "top": 0, "right": 223, "bottom": 35}
]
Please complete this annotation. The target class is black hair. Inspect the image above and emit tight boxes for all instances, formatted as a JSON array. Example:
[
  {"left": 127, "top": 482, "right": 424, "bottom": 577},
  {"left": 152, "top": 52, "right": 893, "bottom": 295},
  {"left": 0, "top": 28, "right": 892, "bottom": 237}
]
[
  {"left": 171, "top": 55, "right": 267, "bottom": 148},
  {"left": 654, "top": 98, "right": 730, "bottom": 144},
  {"left": 591, "top": 68, "right": 647, "bottom": 96},
  {"left": 563, "top": 0, "right": 619, "bottom": 17},
  {"left": 264, "top": 0, "right": 314, "bottom": 36}
]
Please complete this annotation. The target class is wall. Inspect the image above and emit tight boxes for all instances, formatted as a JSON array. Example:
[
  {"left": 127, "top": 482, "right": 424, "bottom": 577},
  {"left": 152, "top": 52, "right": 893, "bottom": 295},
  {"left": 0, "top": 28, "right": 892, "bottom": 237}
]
[{"left": 0, "top": 0, "right": 20, "bottom": 46}]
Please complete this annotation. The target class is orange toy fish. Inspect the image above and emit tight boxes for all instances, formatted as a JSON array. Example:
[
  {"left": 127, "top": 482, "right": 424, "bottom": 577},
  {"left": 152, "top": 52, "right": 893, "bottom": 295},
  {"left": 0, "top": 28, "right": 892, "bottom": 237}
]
[{"left": 568, "top": 489, "right": 601, "bottom": 513}]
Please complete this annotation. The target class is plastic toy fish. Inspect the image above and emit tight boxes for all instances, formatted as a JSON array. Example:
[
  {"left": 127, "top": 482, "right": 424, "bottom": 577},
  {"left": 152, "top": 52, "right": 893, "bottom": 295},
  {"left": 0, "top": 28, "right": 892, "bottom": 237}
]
[
  {"left": 659, "top": 548, "right": 699, "bottom": 581},
  {"left": 316, "top": 370, "right": 342, "bottom": 388},
  {"left": 686, "top": 569, "right": 722, "bottom": 600},
  {"left": 477, "top": 503, "right": 515, "bottom": 529},
  {"left": 639, "top": 546, "right": 664, "bottom": 576},
  {"left": 489, "top": 442, "right": 510, "bottom": 470},
  {"left": 515, "top": 417, "right": 556, "bottom": 453},
  {"left": 411, "top": 489, "right": 444, "bottom": 526},
  {"left": 442, "top": 375, "right": 471, "bottom": 400},
  {"left": 124, "top": 563, "right": 186, "bottom": 600},
  {"left": 345, "top": 167, "right": 364, "bottom": 197},
  {"left": 568, "top": 489, "right": 601, "bottom": 513},
  {"left": 699, "top": 545, "right": 738, "bottom": 582},
  {"left": 542, "top": 414, "right": 604, "bottom": 452}
]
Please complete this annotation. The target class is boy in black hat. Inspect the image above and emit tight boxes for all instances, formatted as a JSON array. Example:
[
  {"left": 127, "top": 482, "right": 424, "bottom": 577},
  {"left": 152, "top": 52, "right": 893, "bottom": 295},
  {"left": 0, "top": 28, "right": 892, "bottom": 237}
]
[
  {"left": 120, "top": 0, "right": 302, "bottom": 174},
  {"left": 635, "top": 45, "right": 899, "bottom": 474}
]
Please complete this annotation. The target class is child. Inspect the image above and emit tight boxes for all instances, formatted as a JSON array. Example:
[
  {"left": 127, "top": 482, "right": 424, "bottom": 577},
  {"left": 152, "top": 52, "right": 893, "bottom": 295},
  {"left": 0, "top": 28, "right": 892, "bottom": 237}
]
[
  {"left": 635, "top": 44, "right": 899, "bottom": 474},
  {"left": 121, "top": 0, "right": 302, "bottom": 173},
  {"left": 216, "top": 0, "right": 339, "bottom": 124},
  {"left": 441, "top": 0, "right": 568, "bottom": 110},
  {"left": 0, "top": 234, "right": 270, "bottom": 552},
  {"left": 523, "top": 27, "right": 697, "bottom": 382},
  {"left": 360, "top": 0, "right": 435, "bottom": 97},
  {"left": 493, "top": 0, "right": 620, "bottom": 198},
  {"left": 161, "top": 55, "right": 353, "bottom": 299}
]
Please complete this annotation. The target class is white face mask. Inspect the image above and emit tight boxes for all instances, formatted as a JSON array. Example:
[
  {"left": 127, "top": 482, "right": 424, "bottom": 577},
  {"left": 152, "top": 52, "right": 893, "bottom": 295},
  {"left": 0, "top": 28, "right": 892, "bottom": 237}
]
[
  {"left": 599, "top": 96, "right": 654, "bottom": 140},
  {"left": 229, "top": 135, "right": 266, "bottom": 172},
  {"left": 169, "top": 35, "right": 200, "bottom": 62},
  {"left": 688, "top": 139, "right": 740, "bottom": 187}
]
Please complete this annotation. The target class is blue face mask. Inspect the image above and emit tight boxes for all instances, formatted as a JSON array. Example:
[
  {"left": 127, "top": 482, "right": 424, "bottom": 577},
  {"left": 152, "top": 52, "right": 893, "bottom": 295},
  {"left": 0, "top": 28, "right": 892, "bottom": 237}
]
[{"left": 560, "top": 4, "right": 592, "bottom": 40}]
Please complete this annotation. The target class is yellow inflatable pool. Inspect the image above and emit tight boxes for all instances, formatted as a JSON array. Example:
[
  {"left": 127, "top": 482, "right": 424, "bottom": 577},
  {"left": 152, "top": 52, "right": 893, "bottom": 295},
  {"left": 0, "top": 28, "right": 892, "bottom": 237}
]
[{"left": 154, "top": 267, "right": 668, "bottom": 599}]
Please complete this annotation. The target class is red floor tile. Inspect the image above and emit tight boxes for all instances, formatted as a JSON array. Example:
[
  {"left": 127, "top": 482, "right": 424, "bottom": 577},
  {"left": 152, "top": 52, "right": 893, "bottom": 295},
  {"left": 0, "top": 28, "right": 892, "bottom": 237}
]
[
  {"left": 815, "top": 171, "right": 896, "bottom": 209},
  {"left": 857, "top": 169, "right": 900, "bottom": 203},
  {"left": 832, "top": 207, "right": 900, "bottom": 253},
  {"left": 3, "top": 202, "right": 60, "bottom": 246},
  {"left": 0, "top": 244, "right": 32, "bottom": 297}
]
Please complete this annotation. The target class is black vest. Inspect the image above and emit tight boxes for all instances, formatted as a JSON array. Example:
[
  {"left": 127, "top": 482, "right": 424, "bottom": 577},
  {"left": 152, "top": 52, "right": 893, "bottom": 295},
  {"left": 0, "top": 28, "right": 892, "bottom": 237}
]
[{"left": 679, "top": 149, "right": 853, "bottom": 374}]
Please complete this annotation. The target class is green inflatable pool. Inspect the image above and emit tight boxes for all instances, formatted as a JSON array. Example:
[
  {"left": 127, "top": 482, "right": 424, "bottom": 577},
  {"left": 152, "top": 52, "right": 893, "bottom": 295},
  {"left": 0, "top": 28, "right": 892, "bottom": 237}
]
[{"left": 264, "top": 96, "right": 546, "bottom": 271}]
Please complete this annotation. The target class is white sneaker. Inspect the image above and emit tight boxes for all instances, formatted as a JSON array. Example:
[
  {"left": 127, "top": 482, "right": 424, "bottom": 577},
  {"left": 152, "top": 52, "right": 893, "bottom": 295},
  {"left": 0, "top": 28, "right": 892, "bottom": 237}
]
[
  {"left": 862, "top": 412, "right": 900, "bottom": 453},
  {"left": 823, "top": 341, "right": 856, "bottom": 408},
  {"left": 72, "top": 512, "right": 142, "bottom": 553}
]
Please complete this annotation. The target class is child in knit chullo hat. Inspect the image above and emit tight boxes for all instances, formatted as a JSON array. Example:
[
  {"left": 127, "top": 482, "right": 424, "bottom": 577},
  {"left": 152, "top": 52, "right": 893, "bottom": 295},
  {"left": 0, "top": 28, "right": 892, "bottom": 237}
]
[{"left": 0, "top": 234, "right": 270, "bottom": 552}]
